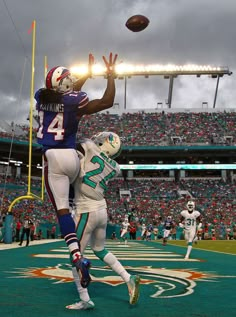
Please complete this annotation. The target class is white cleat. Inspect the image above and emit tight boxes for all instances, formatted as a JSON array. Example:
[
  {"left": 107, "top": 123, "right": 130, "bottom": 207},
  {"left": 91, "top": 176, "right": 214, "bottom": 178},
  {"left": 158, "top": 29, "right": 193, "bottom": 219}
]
[
  {"left": 66, "top": 300, "right": 95, "bottom": 310},
  {"left": 127, "top": 275, "right": 140, "bottom": 305}
]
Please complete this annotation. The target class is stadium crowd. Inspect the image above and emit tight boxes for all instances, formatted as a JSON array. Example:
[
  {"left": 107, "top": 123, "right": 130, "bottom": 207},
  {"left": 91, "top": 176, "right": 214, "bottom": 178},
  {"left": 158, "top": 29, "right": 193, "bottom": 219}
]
[
  {"left": 1, "top": 176, "right": 235, "bottom": 241},
  {"left": 79, "top": 111, "right": 236, "bottom": 145},
  {"left": 0, "top": 111, "right": 236, "bottom": 146},
  {"left": 0, "top": 110, "right": 236, "bottom": 242}
]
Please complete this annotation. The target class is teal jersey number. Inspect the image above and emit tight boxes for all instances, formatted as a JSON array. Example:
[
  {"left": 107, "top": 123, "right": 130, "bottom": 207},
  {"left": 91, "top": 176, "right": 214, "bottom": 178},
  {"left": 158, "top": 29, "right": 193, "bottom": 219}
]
[
  {"left": 83, "top": 155, "right": 117, "bottom": 191},
  {"left": 186, "top": 218, "right": 195, "bottom": 227}
]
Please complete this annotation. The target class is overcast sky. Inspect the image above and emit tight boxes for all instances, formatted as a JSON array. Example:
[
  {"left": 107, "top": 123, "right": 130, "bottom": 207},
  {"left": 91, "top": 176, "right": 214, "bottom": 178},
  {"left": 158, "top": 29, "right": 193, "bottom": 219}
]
[{"left": 0, "top": 0, "right": 236, "bottom": 123}]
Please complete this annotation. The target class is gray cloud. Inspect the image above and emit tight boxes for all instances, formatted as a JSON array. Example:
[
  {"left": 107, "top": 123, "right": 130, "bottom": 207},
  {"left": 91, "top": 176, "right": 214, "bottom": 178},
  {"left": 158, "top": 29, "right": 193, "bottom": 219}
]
[{"left": 0, "top": 0, "right": 235, "bottom": 123}]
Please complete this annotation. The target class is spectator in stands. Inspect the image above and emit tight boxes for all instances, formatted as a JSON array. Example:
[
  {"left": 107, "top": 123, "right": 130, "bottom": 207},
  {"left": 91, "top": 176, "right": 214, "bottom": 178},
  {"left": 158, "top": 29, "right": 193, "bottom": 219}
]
[
  {"left": 233, "top": 225, "right": 236, "bottom": 240},
  {"left": 51, "top": 225, "right": 56, "bottom": 239},
  {"left": 129, "top": 222, "right": 137, "bottom": 240},
  {"left": 46, "top": 228, "right": 51, "bottom": 239},
  {"left": 34, "top": 53, "right": 118, "bottom": 283},
  {"left": 0, "top": 222, "right": 4, "bottom": 242},
  {"left": 37, "top": 229, "right": 43, "bottom": 240}
]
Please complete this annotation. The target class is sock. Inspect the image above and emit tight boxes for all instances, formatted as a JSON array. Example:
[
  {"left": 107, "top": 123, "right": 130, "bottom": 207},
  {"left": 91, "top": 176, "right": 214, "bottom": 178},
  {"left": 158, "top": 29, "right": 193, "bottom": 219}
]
[
  {"left": 186, "top": 244, "right": 192, "bottom": 258},
  {"left": 103, "top": 252, "right": 131, "bottom": 283},
  {"left": 58, "top": 214, "right": 81, "bottom": 259}
]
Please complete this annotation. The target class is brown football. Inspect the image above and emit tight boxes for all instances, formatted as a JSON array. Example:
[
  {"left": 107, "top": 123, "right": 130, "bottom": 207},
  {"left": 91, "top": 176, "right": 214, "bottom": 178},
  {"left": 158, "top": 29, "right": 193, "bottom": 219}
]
[{"left": 125, "top": 14, "right": 150, "bottom": 32}]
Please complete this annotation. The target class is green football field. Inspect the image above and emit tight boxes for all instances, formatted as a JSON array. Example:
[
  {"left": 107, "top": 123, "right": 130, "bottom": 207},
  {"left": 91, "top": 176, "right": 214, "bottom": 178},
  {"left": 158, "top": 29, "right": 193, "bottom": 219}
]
[
  {"left": 162, "top": 239, "right": 236, "bottom": 254},
  {"left": 0, "top": 239, "right": 235, "bottom": 317}
]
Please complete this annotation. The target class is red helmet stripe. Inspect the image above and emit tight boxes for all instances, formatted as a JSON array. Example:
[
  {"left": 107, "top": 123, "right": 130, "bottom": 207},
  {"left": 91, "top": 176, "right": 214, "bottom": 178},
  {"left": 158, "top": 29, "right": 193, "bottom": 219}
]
[
  {"left": 56, "top": 70, "right": 70, "bottom": 82},
  {"left": 45, "top": 66, "right": 59, "bottom": 89}
]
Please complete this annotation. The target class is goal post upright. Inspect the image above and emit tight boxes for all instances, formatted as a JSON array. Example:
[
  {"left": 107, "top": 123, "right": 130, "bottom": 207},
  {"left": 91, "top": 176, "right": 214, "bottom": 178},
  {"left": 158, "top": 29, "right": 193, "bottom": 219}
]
[{"left": 5, "top": 20, "right": 41, "bottom": 243}]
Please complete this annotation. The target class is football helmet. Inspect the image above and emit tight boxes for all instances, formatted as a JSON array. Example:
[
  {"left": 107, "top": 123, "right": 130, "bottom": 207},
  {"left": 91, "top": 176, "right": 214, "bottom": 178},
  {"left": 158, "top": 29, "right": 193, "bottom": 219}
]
[
  {"left": 45, "top": 66, "right": 74, "bottom": 93},
  {"left": 187, "top": 201, "right": 195, "bottom": 212},
  {"left": 91, "top": 131, "right": 121, "bottom": 158}
]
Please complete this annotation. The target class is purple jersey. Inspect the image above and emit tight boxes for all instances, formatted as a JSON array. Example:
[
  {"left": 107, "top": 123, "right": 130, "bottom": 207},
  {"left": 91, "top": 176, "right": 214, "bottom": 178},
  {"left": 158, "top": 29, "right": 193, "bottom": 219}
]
[
  {"left": 35, "top": 89, "right": 88, "bottom": 151},
  {"left": 164, "top": 219, "right": 174, "bottom": 230}
]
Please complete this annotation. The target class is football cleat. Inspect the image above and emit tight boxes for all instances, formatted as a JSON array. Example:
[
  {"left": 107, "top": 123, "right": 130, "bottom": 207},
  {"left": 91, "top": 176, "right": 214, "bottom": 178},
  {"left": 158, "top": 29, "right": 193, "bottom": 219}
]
[
  {"left": 73, "top": 256, "right": 91, "bottom": 288},
  {"left": 127, "top": 275, "right": 140, "bottom": 305},
  {"left": 66, "top": 300, "right": 95, "bottom": 310}
]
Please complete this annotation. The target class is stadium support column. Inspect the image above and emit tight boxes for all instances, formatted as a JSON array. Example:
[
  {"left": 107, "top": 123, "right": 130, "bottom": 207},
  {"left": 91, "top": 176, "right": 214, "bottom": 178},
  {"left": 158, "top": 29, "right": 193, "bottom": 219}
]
[
  {"left": 16, "top": 165, "right": 21, "bottom": 178},
  {"left": 213, "top": 75, "right": 220, "bottom": 109},
  {"left": 128, "top": 170, "right": 133, "bottom": 178},
  {"left": 167, "top": 75, "right": 175, "bottom": 108},
  {"left": 124, "top": 76, "right": 127, "bottom": 110},
  {"left": 175, "top": 170, "right": 180, "bottom": 183}
]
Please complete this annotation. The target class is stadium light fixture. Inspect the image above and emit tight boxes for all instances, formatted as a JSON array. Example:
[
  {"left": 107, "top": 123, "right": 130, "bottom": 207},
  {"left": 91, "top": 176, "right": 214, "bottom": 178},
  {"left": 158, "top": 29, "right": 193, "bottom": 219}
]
[
  {"left": 71, "top": 63, "right": 232, "bottom": 77},
  {"left": 70, "top": 61, "right": 232, "bottom": 110},
  {"left": 0, "top": 161, "right": 9, "bottom": 165}
]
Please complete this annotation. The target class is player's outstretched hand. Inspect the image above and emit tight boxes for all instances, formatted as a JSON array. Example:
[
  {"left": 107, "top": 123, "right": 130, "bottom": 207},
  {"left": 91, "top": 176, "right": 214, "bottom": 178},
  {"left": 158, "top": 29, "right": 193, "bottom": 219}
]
[{"left": 102, "top": 52, "right": 118, "bottom": 76}]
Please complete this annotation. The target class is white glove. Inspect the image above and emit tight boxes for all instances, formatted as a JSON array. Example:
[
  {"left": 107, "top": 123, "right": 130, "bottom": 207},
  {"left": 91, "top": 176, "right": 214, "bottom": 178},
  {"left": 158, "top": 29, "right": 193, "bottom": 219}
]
[{"left": 179, "top": 223, "right": 184, "bottom": 228}]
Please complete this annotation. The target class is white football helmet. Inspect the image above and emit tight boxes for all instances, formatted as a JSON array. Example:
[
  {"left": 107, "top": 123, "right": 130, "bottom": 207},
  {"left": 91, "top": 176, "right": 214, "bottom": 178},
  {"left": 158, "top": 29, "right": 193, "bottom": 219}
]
[
  {"left": 91, "top": 131, "right": 121, "bottom": 158},
  {"left": 45, "top": 66, "right": 74, "bottom": 93},
  {"left": 187, "top": 201, "right": 195, "bottom": 212}
]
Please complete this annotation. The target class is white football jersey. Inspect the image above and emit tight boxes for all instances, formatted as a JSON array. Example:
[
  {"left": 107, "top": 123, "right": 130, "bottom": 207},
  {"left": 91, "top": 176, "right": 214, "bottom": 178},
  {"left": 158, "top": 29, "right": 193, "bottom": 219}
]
[
  {"left": 142, "top": 224, "right": 146, "bottom": 230},
  {"left": 73, "top": 139, "right": 120, "bottom": 213},
  {"left": 122, "top": 221, "right": 130, "bottom": 231},
  {"left": 180, "top": 210, "right": 201, "bottom": 230}
]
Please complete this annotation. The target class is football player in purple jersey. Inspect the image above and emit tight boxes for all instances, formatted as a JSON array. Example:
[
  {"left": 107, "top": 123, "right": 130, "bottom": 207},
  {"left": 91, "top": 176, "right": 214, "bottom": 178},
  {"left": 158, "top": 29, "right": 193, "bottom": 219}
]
[
  {"left": 34, "top": 53, "right": 117, "bottom": 288},
  {"left": 162, "top": 215, "right": 175, "bottom": 246}
]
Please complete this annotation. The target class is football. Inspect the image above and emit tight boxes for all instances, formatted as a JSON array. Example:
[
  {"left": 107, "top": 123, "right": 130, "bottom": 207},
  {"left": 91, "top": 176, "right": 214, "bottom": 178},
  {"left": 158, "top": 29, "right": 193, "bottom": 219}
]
[{"left": 125, "top": 14, "right": 150, "bottom": 32}]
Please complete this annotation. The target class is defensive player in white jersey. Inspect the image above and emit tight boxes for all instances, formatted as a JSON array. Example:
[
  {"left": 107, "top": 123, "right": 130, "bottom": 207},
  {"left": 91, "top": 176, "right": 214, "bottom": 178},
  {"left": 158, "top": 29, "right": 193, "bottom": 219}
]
[
  {"left": 66, "top": 132, "right": 140, "bottom": 310},
  {"left": 179, "top": 201, "right": 202, "bottom": 260},
  {"left": 141, "top": 223, "right": 147, "bottom": 239},
  {"left": 120, "top": 217, "right": 130, "bottom": 243}
]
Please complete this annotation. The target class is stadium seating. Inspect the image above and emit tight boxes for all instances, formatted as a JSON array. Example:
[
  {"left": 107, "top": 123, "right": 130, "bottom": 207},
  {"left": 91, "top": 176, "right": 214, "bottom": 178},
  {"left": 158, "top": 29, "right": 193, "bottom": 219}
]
[{"left": 2, "top": 111, "right": 235, "bottom": 146}]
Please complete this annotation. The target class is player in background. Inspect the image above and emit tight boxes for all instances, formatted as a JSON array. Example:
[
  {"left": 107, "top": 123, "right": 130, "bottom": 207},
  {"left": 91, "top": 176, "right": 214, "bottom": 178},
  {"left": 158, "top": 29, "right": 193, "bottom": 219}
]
[
  {"left": 66, "top": 132, "right": 140, "bottom": 310},
  {"left": 120, "top": 216, "right": 130, "bottom": 244},
  {"left": 162, "top": 216, "right": 175, "bottom": 246},
  {"left": 146, "top": 223, "right": 153, "bottom": 241},
  {"left": 35, "top": 53, "right": 118, "bottom": 287},
  {"left": 153, "top": 227, "right": 158, "bottom": 240},
  {"left": 179, "top": 201, "right": 202, "bottom": 260},
  {"left": 141, "top": 222, "right": 147, "bottom": 240}
]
